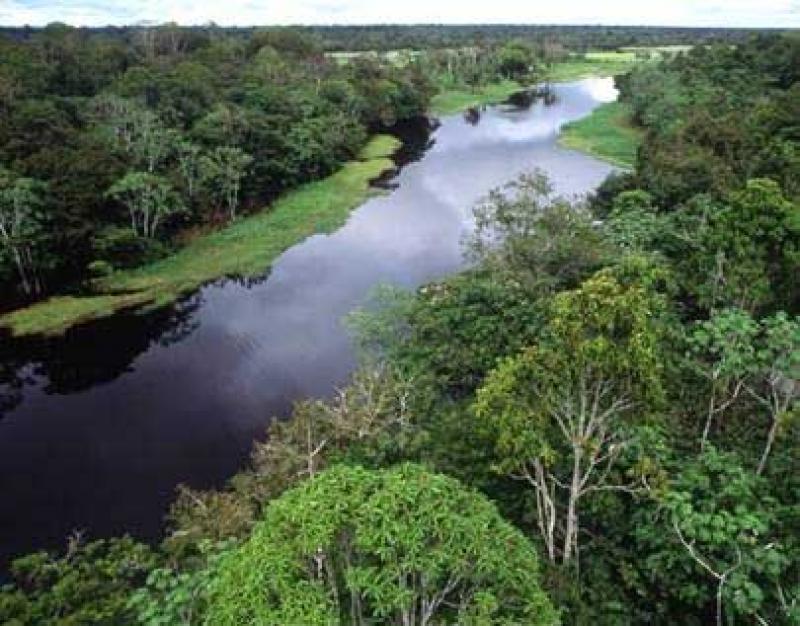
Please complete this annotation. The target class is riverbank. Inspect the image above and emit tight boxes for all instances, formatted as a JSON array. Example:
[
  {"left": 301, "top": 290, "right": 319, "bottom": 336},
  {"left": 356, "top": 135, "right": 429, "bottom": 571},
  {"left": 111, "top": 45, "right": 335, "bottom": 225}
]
[
  {"left": 558, "top": 101, "right": 642, "bottom": 168},
  {"left": 0, "top": 135, "right": 401, "bottom": 338}
]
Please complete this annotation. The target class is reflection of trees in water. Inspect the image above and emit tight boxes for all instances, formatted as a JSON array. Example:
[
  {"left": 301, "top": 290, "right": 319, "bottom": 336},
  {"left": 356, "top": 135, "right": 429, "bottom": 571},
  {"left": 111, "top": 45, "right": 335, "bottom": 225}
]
[
  {"left": 464, "top": 106, "right": 483, "bottom": 125},
  {"left": 225, "top": 272, "right": 271, "bottom": 290},
  {"left": 504, "top": 87, "right": 558, "bottom": 110},
  {"left": 0, "top": 268, "right": 285, "bottom": 417},
  {"left": 0, "top": 293, "right": 206, "bottom": 416},
  {"left": 540, "top": 85, "right": 558, "bottom": 106},
  {"left": 379, "top": 116, "right": 435, "bottom": 169},
  {"left": 0, "top": 355, "right": 28, "bottom": 415},
  {"left": 366, "top": 116, "right": 435, "bottom": 191}
]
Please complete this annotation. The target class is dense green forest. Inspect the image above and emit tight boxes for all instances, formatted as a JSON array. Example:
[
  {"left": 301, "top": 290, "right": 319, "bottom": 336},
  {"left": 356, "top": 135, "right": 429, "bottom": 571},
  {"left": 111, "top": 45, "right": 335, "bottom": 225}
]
[
  {"left": 1, "top": 27, "right": 799, "bottom": 626},
  {"left": 0, "top": 25, "right": 431, "bottom": 311},
  {"left": 0, "top": 24, "right": 554, "bottom": 336},
  {"left": 0, "top": 23, "right": 771, "bottom": 52}
]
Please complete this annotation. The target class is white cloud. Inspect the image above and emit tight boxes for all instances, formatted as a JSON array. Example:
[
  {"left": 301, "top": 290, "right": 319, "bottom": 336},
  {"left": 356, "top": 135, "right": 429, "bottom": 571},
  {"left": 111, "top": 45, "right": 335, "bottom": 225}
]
[{"left": 1, "top": 0, "right": 798, "bottom": 27}]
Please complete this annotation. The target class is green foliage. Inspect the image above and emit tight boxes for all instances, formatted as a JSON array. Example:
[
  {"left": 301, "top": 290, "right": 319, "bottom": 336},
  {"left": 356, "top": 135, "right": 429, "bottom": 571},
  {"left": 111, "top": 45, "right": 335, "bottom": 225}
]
[
  {"left": 0, "top": 135, "right": 398, "bottom": 337},
  {"left": 604, "top": 190, "right": 662, "bottom": 250},
  {"left": 106, "top": 172, "right": 184, "bottom": 239},
  {"left": 0, "top": 536, "right": 158, "bottom": 626},
  {"left": 653, "top": 179, "right": 799, "bottom": 315},
  {"left": 0, "top": 27, "right": 429, "bottom": 323},
  {"left": 206, "top": 464, "right": 559, "bottom": 626},
  {"left": 689, "top": 308, "right": 800, "bottom": 472},
  {"left": 129, "top": 541, "right": 233, "bottom": 626},
  {"left": 198, "top": 146, "right": 253, "bottom": 220},
  {"left": 623, "top": 37, "right": 800, "bottom": 208},
  {"left": 91, "top": 225, "right": 168, "bottom": 270},
  {"left": 164, "top": 366, "right": 415, "bottom": 557},
  {"left": 351, "top": 274, "right": 544, "bottom": 399},
  {"left": 635, "top": 448, "right": 797, "bottom": 624},
  {"left": 1, "top": 28, "right": 799, "bottom": 626},
  {"left": 0, "top": 168, "right": 50, "bottom": 296},
  {"left": 470, "top": 171, "right": 613, "bottom": 294},
  {"left": 497, "top": 40, "right": 539, "bottom": 80},
  {"left": 475, "top": 269, "right": 666, "bottom": 563}
]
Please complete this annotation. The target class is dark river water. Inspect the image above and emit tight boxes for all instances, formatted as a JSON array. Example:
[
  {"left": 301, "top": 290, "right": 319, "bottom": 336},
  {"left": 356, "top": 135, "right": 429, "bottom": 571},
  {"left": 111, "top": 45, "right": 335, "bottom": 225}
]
[{"left": 0, "top": 78, "right": 618, "bottom": 570}]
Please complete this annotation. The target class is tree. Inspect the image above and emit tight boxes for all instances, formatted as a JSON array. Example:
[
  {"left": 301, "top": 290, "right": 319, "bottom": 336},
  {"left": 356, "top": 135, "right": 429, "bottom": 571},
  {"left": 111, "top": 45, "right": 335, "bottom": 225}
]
[
  {"left": 688, "top": 308, "right": 760, "bottom": 450},
  {"left": 469, "top": 171, "right": 611, "bottom": 295},
  {"left": 497, "top": 40, "right": 538, "bottom": 81},
  {"left": 175, "top": 141, "right": 203, "bottom": 200},
  {"left": 475, "top": 269, "right": 665, "bottom": 564},
  {"left": 199, "top": 147, "right": 253, "bottom": 221},
  {"left": 635, "top": 448, "right": 794, "bottom": 626},
  {"left": 0, "top": 167, "right": 48, "bottom": 296},
  {"left": 106, "top": 172, "right": 183, "bottom": 239},
  {"left": 604, "top": 189, "right": 663, "bottom": 251},
  {"left": 0, "top": 534, "right": 158, "bottom": 626},
  {"left": 205, "top": 464, "right": 558, "bottom": 626},
  {"left": 703, "top": 179, "right": 799, "bottom": 313},
  {"left": 88, "top": 97, "right": 176, "bottom": 174},
  {"left": 689, "top": 309, "right": 799, "bottom": 473},
  {"left": 750, "top": 313, "right": 800, "bottom": 475}
]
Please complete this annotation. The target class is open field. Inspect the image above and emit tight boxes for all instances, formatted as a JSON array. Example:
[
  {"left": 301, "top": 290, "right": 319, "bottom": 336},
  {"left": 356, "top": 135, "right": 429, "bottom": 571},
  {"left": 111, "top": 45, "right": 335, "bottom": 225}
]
[
  {"left": 558, "top": 101, "right": 642, "bottom": 168},
  {"left": 0, "top": 135, "right": 401, "bottom": 338},
  {"left": 620, "top": 44, "right": 694, "bottom": 58}
]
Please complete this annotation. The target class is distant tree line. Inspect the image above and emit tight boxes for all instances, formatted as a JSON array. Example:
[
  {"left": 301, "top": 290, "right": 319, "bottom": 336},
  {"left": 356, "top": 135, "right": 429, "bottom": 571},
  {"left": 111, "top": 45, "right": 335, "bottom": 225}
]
[{"left": 1, "top": 23, "right": 781, "bottom": 52}]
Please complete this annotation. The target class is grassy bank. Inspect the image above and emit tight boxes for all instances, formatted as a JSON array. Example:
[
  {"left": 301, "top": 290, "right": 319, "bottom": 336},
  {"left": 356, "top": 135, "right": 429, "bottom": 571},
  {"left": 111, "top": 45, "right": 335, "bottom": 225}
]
[
  {"left": 558, "top": 101, "right": 642, "bottom": 168},
  {"left": 430, "top": 79, "right": 521, "bottom": 116},
  {"left": 546, "top": 51, "right": 638, "bottom": 82},
  {"left": 1, "top": 135, "right": 401, "bottom": 338}
]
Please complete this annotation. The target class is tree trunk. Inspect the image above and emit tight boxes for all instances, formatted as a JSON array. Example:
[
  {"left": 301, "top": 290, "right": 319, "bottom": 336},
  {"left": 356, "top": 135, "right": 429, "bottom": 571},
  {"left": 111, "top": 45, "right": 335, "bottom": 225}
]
[
  {"left": 10, "top": 245, "right": 32, "bottom": 296},
  {"left": 756, "top": 416, "right": 778, "bottom": 476},
  {"left": 701, "top": 383, "right": 717, "bottom": 450},
  {"left": 22, "top": 246, "right": 41, "bottom": 295},
  {"left": 563, "top": 447, "right": 582, "bottom": 563}
]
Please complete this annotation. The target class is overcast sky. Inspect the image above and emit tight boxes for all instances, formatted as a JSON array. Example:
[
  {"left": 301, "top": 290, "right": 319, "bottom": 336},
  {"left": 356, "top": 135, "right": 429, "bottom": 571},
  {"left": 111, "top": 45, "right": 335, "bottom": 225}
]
[{"left": 1, "top": 0, "right": 799, "bottom": 28}]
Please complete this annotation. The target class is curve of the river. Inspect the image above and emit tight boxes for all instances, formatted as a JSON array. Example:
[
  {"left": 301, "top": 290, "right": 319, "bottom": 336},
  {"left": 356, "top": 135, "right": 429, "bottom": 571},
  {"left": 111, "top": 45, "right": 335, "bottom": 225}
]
[{"left": 0, "top": 77, "right": 619, "bottom": 569}]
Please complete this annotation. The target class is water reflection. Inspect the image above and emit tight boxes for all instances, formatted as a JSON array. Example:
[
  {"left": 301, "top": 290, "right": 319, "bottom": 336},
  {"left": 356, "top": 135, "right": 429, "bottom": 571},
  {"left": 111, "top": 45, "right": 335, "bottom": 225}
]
[
  {"left": 0, "top": 78, "right": 619, "bottom": 570},
  {"left": 464, "top": 106, "right": 482, "bottom": 125}
]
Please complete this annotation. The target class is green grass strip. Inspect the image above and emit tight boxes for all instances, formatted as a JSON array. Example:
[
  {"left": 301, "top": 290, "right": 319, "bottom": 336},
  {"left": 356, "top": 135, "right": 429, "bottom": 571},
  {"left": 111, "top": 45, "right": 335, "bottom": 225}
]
[
  {"left": 1, "top": 135, "right": 400, "bottom": 337},
  {"left": 430, "top": 80, "right": 522, "bottom": 116},
  {"left": 558, "top": 101, "right": 642, "bottom": 168}
]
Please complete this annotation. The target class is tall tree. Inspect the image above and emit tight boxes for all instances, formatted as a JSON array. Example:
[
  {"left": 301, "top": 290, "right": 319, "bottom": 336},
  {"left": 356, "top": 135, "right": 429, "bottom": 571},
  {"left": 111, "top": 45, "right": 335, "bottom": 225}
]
[
  {"left": 689, "top": 309, "right": 799, "bottom": 474},
  {"left": 106, "top": 172, "right": 183, "bottom": 239},
  {"left": 175, "top": 140, "right": 202, "bottom": 200},
  {"left": 200, "top": 147, "right": 253, "bottom": 221},
  {"left": 206, "top": 464, "right": 558, "bottom": 626},
  {"left": 0, "top": 167, "right": 48, "bottom": 296},
  {"left": 475, "top": 269, "right": 665, "bottom": 563}
]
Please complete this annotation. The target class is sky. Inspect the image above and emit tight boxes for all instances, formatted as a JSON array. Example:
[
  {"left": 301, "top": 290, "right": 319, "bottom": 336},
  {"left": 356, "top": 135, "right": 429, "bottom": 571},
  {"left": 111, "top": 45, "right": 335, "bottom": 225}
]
[{"left": 1, "top": 0, "right": 799, "bottom": 28}]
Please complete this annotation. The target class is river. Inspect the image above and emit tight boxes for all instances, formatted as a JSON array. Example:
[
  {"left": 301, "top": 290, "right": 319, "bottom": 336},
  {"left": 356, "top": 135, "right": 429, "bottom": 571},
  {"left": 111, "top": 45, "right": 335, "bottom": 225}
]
[{"left": 0, "top": 77, "right": 619, "bottom": 570}]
